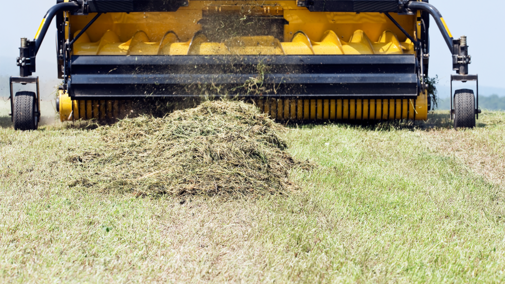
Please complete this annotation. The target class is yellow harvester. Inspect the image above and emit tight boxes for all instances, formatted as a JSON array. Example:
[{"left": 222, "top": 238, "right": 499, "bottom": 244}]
[{"left": 10, "top": 0, "right": 479, "bottom": 130}]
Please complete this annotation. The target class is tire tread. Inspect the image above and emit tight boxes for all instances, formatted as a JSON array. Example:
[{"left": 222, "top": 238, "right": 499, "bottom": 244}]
[{"left": 13, "top": 91, "right": 37, "bottom": 131}]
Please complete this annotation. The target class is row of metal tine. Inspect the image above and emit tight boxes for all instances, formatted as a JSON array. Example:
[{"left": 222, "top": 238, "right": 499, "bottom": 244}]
[
  {"left": 70, "top": 98, "right": 417, "bottom": 122},
  {"left": 254, "top": 98, "right": 417, "bottom": 121}
]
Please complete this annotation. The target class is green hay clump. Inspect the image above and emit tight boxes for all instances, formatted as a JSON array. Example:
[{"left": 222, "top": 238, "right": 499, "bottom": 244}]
[{"left": 67, "top": 100, "right": 305, "bottom": 197}]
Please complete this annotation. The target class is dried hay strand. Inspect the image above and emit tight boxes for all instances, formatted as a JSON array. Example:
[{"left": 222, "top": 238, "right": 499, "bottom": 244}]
[{"left": 67, "top": 100, "right": 307, "bottom": 197}]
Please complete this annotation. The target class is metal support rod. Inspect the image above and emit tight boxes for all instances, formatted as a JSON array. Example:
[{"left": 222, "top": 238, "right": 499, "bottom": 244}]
[
  {"left": 450, "top": 78, "right": 453, "bottom": 119},
  {"left": 69, "top": 13, "right": 102, "bottom": 48},
  {"left": 34, "top": 2, "right": 80, "bottom": 55},
  {"left": 36, "top": 77, "right": 41, "bottom": 119},
  {"left": 384, "top": 12, "right": 418, "bottom": 45},
  {"left": 406, "top": 1, "right": 453, "bottom": 53},
  {"left": 9, "top": 79, "right": 14, "bottom": 119},
  {"left": 476, "top": 76, "right": 479, "bottom": 119}
]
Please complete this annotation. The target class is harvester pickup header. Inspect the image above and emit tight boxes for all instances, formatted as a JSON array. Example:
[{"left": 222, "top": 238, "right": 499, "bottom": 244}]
[{"left": 9, "top": 0, "right": 479, "bottom": 130}]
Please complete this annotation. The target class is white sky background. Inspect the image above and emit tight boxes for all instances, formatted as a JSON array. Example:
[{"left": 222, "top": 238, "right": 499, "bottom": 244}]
[{"left": 0, "top": 0, "right": 502, "bottom": 96}]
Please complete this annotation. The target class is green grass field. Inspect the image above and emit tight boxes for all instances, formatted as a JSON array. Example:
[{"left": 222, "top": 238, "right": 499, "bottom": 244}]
[{"left": 1, "top": 99, "right": 505, "bottom": 283}]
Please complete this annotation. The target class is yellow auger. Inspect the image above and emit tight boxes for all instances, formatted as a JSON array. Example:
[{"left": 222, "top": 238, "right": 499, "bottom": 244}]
[{"left": 10, "top": 0, "right": 479, "bottom": 130}]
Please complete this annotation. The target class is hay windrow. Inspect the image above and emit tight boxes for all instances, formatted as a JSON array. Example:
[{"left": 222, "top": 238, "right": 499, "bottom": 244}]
[{"left": 67, "top": 100, "right": 308, "bottom": 197}]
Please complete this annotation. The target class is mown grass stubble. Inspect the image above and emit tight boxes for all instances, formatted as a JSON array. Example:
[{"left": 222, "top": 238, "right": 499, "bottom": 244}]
[{"left": 1, "top": 102, "right": 505, "bottom": 282}]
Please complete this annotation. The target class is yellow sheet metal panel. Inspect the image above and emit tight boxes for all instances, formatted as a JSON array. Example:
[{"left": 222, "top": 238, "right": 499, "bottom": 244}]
[
  {"left": 303, "top": 100, "right": 310, "bottom": 120},
  {"left": 416, "top": 10, "right": 422, "bottom": 40},
  {"left": 227, "top": 36, "right": 284, "bottom": 55},
  {"left": 96, "top": 30, "right": 125, "bottom": 55},
  {"left": 283, "top": 10, "right": 415, "bottom": 43},
  {"left": 73, "top": 28, "right": 416, "bottom": 56},
  {"left": 163, "top": 42, "right": 190, "bottom": 55},
  {"left": 408, "top": 99, "right": 415, "bottom": 120},
  {"left": 290, "top": 100, "right": 297, "bottom": 120},
  {"left": 270, "top": 99, "right": 277, "bottom": 119},
  {"left": 70, "top": 11, "right": 202, "bottom": 43},
  {"left": 69, "top": 5, "right": 416, "bottom": 56},
  {"left": 336, "top": 99, "right": 342, "bottom": 120},
  {"left": 281, "top": 32, "right": 314, "bottom": 55},
  {"left": 343, "top": 99, "right": 349, "bottom": 119},
  {"left": 368, "top": 99, "right": 375, "bottom": 119},
  {"left": 330, "top": 99, "right": 336, "bottom": 120},
  {"left": 264, "top": 99, "right": 270, "bottom": 115},
  {"left": 323, "top": 99, "right": 329, "bottom": 120},
  {"left": 277, "top": 99, "right": 284, "bottom": 118},
  {"left": 351, "top": 99, "right": 358, "bottom": 119},
  {"left": 128, "top": 31, "right": 159, "bottom": 55},
  {"left": 297, "top": 100, "right": 304, "bottom": 120},
  {"left": 401, "top": 99, "right": 408, "bottom": 119},
  {"left": 415, "top": 90, "right": 428, "bottom": 120},
  {"left": 310, "top": 99, "right": 316, "bottom": 119},
  {"left": 284, "top": 99, "right": 290, "bottom": 119},
  {"left": 356, "top": 99, "right": 362, "bottom": 119},
  {"left": 196, "top": 43, "right": 230, "bottom": 55},
  {"left": 375, "top": 99, "right": 383, "bottom": 120},
  {"left": 344, "top": 30, "right": 374, "bottom": 55},
  {"left": 388, "top": 99, "right": 395, "bottom": 119},
  {"left": 59, "top": 91, "right": 73, "bottom": 122},
  {"left": 316, "top": 99, "right": 323, "bottom": 120},
  {"left": 313, "top": 31, "right": 344, "bottom": 55},
  {"left": 373, "top": 31, "right": 403, "bottom": 54}
]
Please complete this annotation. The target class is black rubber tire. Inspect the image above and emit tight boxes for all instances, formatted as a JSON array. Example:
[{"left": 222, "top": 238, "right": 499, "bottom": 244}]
[
  {"left": 13, "top": 91, "right": 38, "bottom": 131},
  {"left": 454, "top": 89, "right": 476, "bottom": 129}
]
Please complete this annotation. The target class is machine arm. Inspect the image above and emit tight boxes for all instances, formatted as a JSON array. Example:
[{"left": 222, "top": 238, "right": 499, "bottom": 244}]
[
  {"left": 17, "top": 1, "right": 80, "bottom": 77},
  {"left": 406, "top": 1, "right": 453, "bottom": 52},
  {"left": 405, "top": 1, "right": 471, "bottom": 75},
  {"left": 406, "top": 1, "right": 478, "bottom": 121}
]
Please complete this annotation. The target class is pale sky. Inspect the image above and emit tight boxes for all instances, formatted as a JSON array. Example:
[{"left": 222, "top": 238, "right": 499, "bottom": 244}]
[{"left": 1, "top": 0, "right": 502, "bottom": 96}]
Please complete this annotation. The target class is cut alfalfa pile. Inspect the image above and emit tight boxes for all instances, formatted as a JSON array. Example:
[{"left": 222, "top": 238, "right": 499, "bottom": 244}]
[{"left": 67, "top": 100, "right": 306, "bottom": 197}]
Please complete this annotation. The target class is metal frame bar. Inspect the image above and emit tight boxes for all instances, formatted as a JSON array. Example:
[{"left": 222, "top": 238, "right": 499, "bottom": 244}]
[
  {"left": 68, "top": 93, "right": 421, "bottom": 100},
  {"left": 68, "top": 53, "right": 420, "bottom": 99},
  {"left": 302, "top": 0, "right": 399, "bottom": 13},
  {"left": 69, "top": 13, "right": 102, "bottom": 48},
  {"left": 71, "top": 54, "right": 417, "bottom": 66},
  {"left": 35, "top": 2, "right": 80, "bottom": 55},
  {"left": 70, "top": 73, "right": 418, "bottom": 85},
  {"left": 384, "top": 12, "right": 418, "bottom": 45}
]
